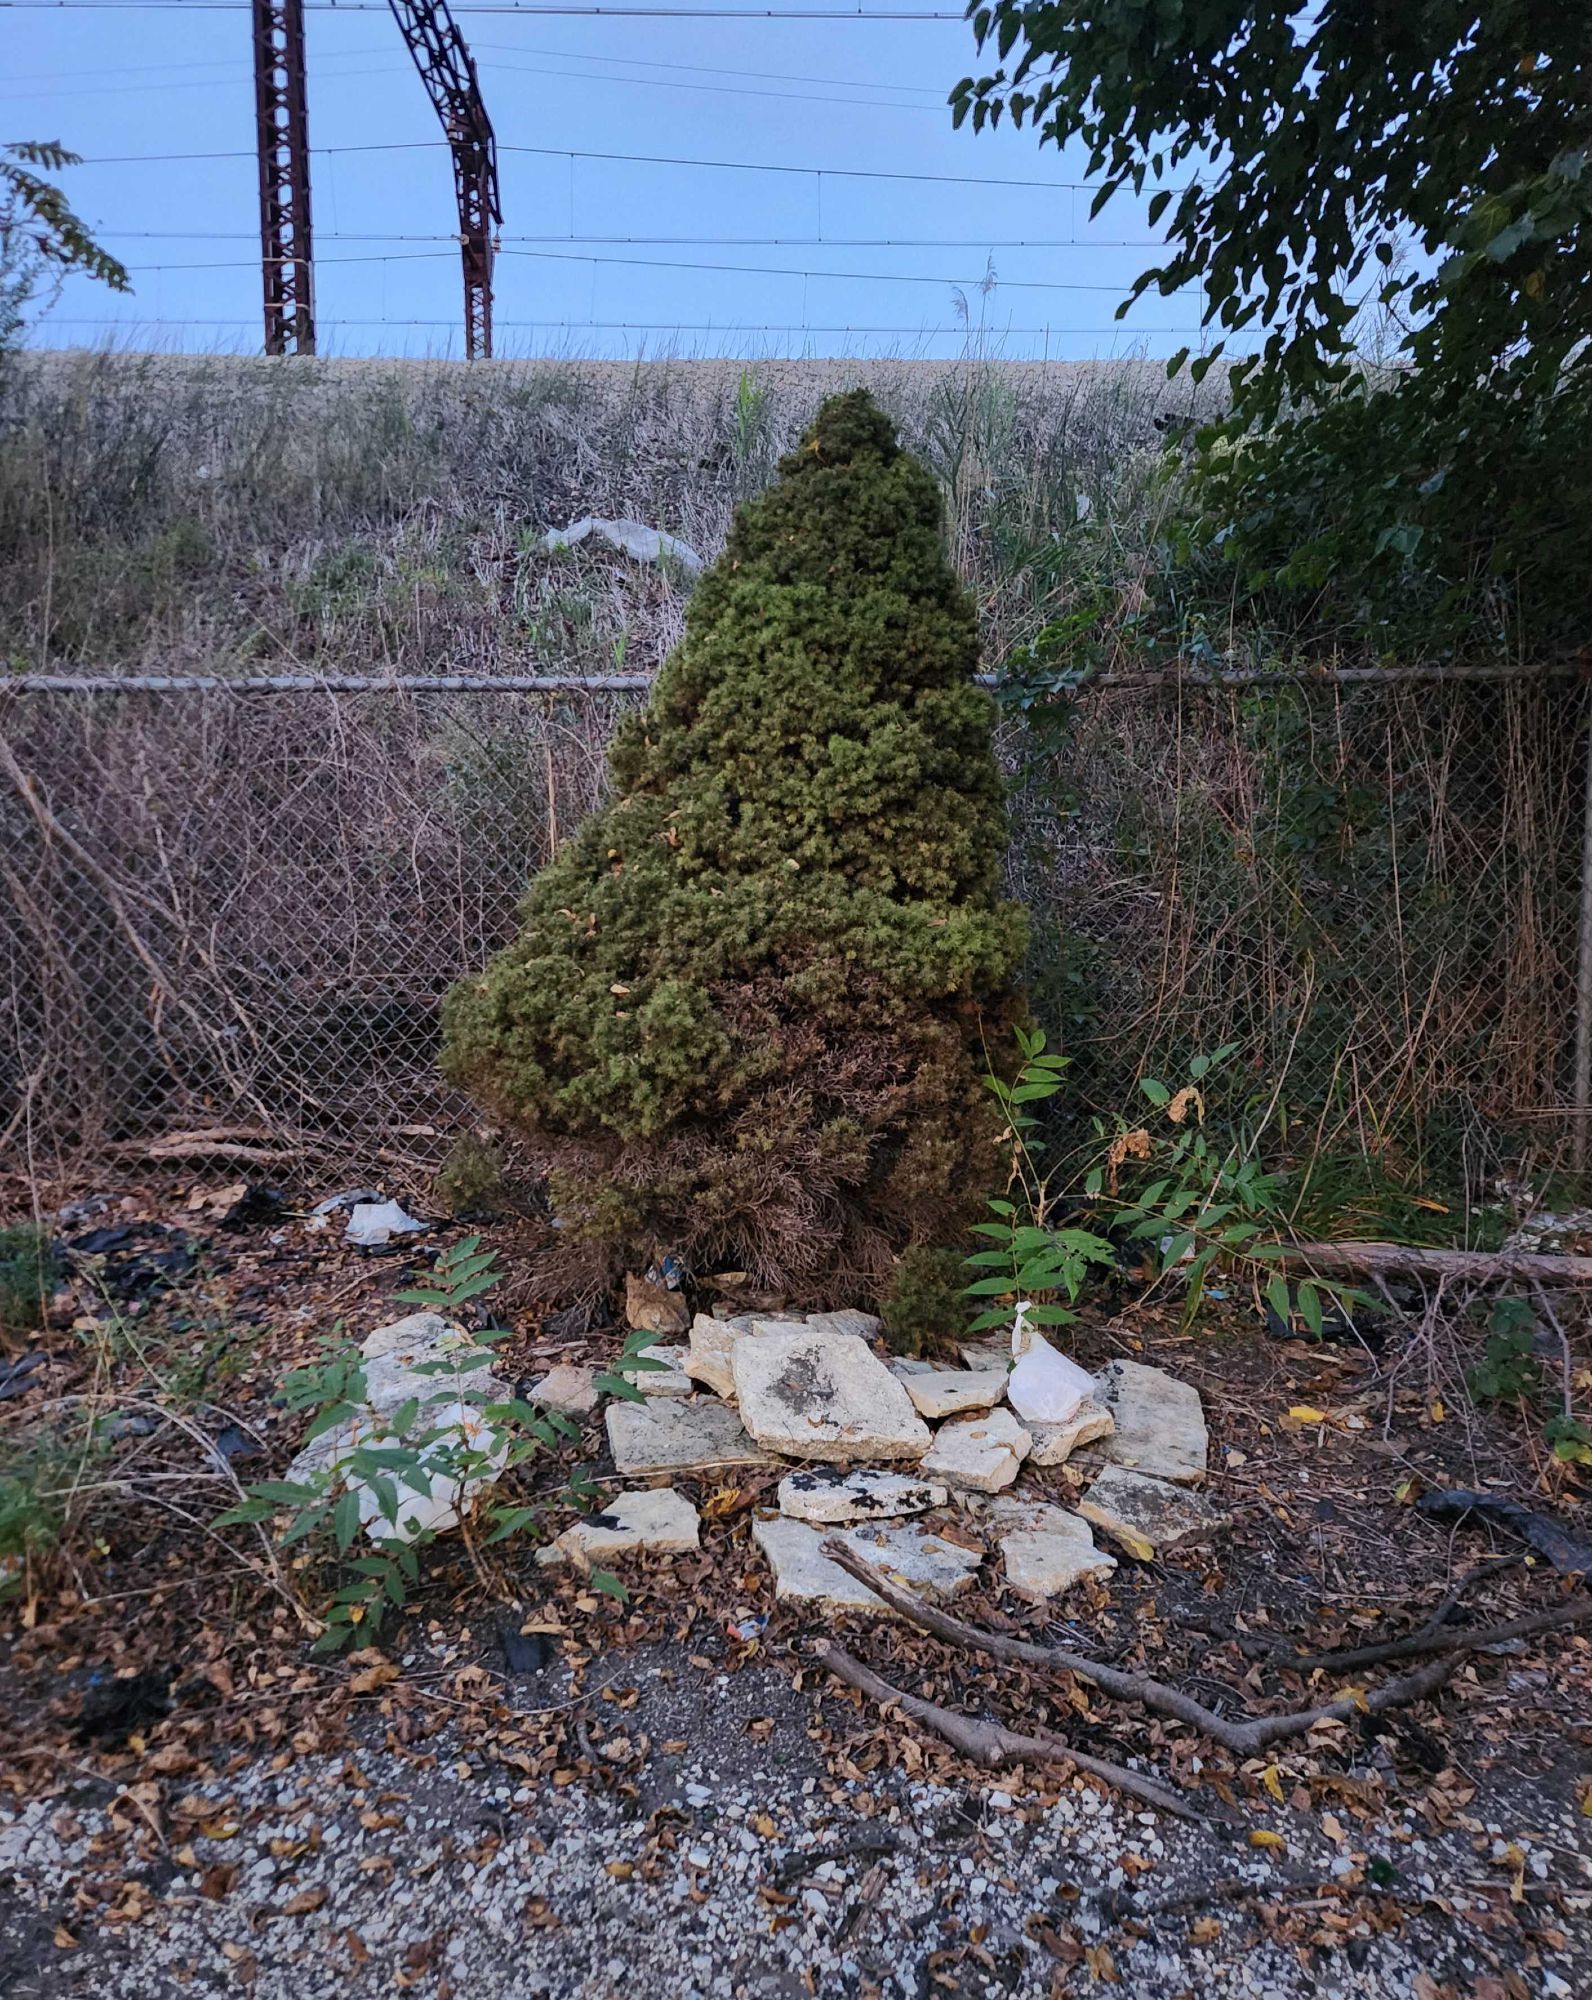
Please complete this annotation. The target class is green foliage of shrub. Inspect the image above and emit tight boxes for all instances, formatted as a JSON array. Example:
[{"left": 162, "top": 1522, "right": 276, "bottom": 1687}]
[
  {"left": 443, "top": 391, "right": 1026, "bottom": 1295},
  {"left": 0, "top": 1223, "right": 59, "bottom": 1338},
  {"left": 434, "top": 1134, "right": 507, "bottom": 1220},
  {"left": 880, "top": 1246, "right": 971, "bottom": 1358}
]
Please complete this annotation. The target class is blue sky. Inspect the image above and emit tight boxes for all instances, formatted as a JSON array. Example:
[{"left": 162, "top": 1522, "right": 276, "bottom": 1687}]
[{"left": 4, "top": 1, "right": 1212, "bottom": 359}]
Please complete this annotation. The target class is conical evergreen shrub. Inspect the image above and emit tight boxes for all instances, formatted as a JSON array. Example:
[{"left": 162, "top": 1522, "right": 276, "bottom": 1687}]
[{"left": 442, "top": 390, "right": 1026, "bottom": 1296}]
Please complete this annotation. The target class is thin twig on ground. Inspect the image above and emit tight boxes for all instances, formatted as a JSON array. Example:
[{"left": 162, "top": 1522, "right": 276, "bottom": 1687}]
[
  {"left": 810, "top": 1639, "right": 1200, "bottom": 1821},
  {"left": 820, "top": 1540, "right": 1493, "bottom": 1758}
]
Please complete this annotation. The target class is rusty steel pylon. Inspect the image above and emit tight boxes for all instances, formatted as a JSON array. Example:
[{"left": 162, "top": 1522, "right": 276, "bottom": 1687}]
[
  {"left": 251, "top": 0, "right": 315, "bottom": 356},
  {"left": 386, "top": 0, "right": 502, "bottom": 359}
]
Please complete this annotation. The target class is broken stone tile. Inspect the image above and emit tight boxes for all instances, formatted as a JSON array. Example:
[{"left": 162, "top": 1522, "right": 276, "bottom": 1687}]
[
  {"left": 526, "top": 1364, "right": 598, "bottom": 1418},
  {"left": 920, "top": 1407, "right": 1032, "bottom": 1493},
  {"left": 538, "top": 1487, "right": 701, "bottom": 1567},
  {"left": 988, "top": 1499, "right": 1117, "bottom": 1602},
  {"left": 732, "top": 1326, "right": 931, "bottom": 1463},
  {"left": 899, "top": 1368, "right": 1007, "bottom": 1420},
  {"left": 605, "top": 1397, "right": 773, "bottom": 1477},
  {"left": 1026, "top": 1398, "right": 1115, "bottom": 1467},
  {"left": 684, "top": 1313, "right": 743, "bottom": 1399},
  {"left": 285, "top": 1312, "right": 507, "bottom": 1545},
  {"left": 777, "top": 1465, "right": 948, "bottom": 1524},
  {"left": 804, "top": 1308, "right": 884, "bottom": 1341},
  {"left": 635, "top": 1343, "right": 693, "bottom": 1396},
  {"left": 624, "top": 1271, "right": 690, "bottom": 1336},
  {"left": 1093, "top": 1359, "right": 1208, "bottom": 1484},
  {"left": 1077, "top": 1464, "right": 1228, "bottom": 1559},
  {"left": 751, "top": 1515, "right": 981, "bottom": 1615},
  {"left": 958, "top": 1337, "right": 1012, "bottom": 1373},
  {"left": 888, "top": 1356, "right": 939, "bottom": 1376}
]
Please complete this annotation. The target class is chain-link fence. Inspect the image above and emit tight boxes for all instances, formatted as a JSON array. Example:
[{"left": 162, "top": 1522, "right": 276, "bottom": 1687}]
[
  {"left": 0, "top": 682, "right": 639, "bottom": 1184},
  {"left": 1, "top": 671, "right": 1584, "bottom": 1193}
]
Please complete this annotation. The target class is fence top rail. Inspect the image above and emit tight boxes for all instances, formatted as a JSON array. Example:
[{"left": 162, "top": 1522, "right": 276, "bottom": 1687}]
[{"left": 0, "top": 662, "right": 1579, "bottom": 696}]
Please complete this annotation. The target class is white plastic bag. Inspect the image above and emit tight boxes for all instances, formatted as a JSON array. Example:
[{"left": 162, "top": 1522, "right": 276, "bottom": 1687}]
[
  {"left": 345, "top": 1199, "right": 427, "bottom": 1247},
  {"left": 1006, "top": 1301, "right": 1097, "bottom": 1425}
]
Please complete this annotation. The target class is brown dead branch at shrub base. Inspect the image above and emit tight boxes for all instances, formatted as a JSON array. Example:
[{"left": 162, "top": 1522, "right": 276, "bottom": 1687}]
[
  {"left": 820, "top": 1540, "right": 1590, "bottom": 1763},
  {"left": 810, "top": 1639, "right": 1201, "bottom": 1821},
  {"left": 1282, "top": 1239, "right": 1592, "bottom": 1284}
]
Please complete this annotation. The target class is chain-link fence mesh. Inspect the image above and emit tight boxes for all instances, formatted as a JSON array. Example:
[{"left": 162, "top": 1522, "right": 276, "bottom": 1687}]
[
  {"left": 3, "top": 673, "right": 1583, "bottom": 1194},
  {"left": 0, "top": 684, "right": 638, "bottom": 1184}
]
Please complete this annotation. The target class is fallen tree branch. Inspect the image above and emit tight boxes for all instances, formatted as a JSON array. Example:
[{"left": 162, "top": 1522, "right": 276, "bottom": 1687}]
[
  {"left": 822, "top": 1539, "right": 1464, "bottom": 1757},
  {"left": 1279, "top": 1239, "right": 1592, "bottom": 1284},
  {"left": 811, "top": 1639, "right": 1200, "bottom": 1821},
  {"left": 1286, "top": 1594, "right": 1591, "bottom": 1675}
]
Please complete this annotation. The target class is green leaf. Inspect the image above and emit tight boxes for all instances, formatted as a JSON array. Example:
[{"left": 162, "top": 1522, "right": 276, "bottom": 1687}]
[
  {"left": 333, "top": 1488, "right": 362, "bottom": 1552},
  {"left": 1139, "top": 1078, "right": 1170, "bottom": 1106},
  {"left": 587, "top": 1567, "right": 628, "bottom": 1602},
  {"left": 1297, "top": 1282, "right": 1325, "bottom": 1337},
  {"left": 593, "top": 1372, "right": 645, "bottom": 1403},
  {"left": 212, "top": 1498, "right": 280, "bottom": 1526}
]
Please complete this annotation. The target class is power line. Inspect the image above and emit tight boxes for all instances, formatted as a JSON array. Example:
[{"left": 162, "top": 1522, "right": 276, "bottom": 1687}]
[
  {"left": 3, "top": 41, "right": 956, "bottom": 115},
  {"left": 476, "top": 51, "right": 941, "bottom": 111},
  {"left": 38, "top": 315, "right": 1204, "bottom": 333},
  {"left": 4, "top": 40, "right": 947, "bottom": 94},
  {"left": 69, "top": 138, "right": 1178, "bottom": 197},
  {"left": 2, "top": 45, "right": 950, "bottom": 112},
  {"left": 2, "top": 2, "right": 969, "bottom": 15},
  {"left": 102, "top": 242, "right": 1188, "bottom": 293},
  {"left": 96, "top": 231, "right": 1169, "bottom": 246},
  {"left": 498, "top": 246, "right": 1194, "bottom": 295},
  {"left": 468, "top": 39, "right": 945, "bottom": 93}
]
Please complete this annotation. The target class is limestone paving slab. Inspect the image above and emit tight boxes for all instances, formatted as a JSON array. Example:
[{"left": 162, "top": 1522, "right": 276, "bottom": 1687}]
[
  {"left": 899, "top": 1369, "right": 1008, "bottom": 1420},
  {"left": 732, "top": 1326, "right": 931, "bottom": 1463},
  {"left": 1077, "top": 1464, "right": 1228, "bottom": 1558},
  {"left": 752, "top": 1515, "right": 981, "bottom": 1615},
  {"left": 919, "top": 1407, "right": 1032, "bottom": 1493},
  {"left": 1092, "top": 1359, "right": 1208, "bottom": 1484},
  {"left": 1027, "top": 1398, "right": 1116, "bottom": 1467},
  {"left": 776, "top": 1465, "right": 949, "bottom": 1524},
  {"left": 987, "top": 1498, "right": 1117, "bottom": 1601},
  {"left": 605, "top": 1397, "right": 773, "bottom": 1477},
  {"left": 539, "top": 1487, "right": 701, "bottom": 1568}
]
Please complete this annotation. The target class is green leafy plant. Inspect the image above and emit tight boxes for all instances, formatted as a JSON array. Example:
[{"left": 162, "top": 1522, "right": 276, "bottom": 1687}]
[
  {"left": 1466, "top": 1297, "right": 1544, "bottom": 1404},
  {"left": 954, "top": 8, "right": 1591, "bottom": 655},
  {"left": 964, "top": 1025, "right": 1116, "bottom": 1337},
  {"left": 216, "top": 1238, "right": 670, "bottom": 1645},
  {"left": 0, "top": 1223, "right": 61, "bottom": 1338},
  {"left": 1543, "top": 1413, "right": 1592, "bottom": 1468},
  {"left": 881, "top": 1245, "right": 970, "bottom": 1358},
  {"left": 1084, "top": 1046, "right": 1370, "bottom": 1336},
  {"left": 216, "top": 1239, "right": 571, "bottom": 1650}
]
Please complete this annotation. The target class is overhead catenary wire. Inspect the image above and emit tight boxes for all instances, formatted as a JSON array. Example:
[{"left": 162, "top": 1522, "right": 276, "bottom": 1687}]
[
  {"left": 64, "top": 137, "right": 1190, "bottom": 197},
  {"left": 0, "top": 3, "right": 971, "bottom": 14},
  {"left": 107, "top": 244, "right": 1193, "bottom": 295},
  {"left": 38, "top": 315, "right": 1210, "bottom": 333},
  {"left": 3, "top": 40, "right": 950, "bottom": 95}
]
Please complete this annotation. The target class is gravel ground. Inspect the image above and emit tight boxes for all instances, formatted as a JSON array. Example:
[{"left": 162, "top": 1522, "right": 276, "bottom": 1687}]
[{"left": 4, "top": 1646, "right": 1588, "bottom": 2000}]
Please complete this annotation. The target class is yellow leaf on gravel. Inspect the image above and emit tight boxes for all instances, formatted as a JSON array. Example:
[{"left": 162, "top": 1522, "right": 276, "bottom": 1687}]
[
  {"left": 1261, "top": 1765, "right": 1285, "bottom": 1804},
  {"left": 1288, "top": 1406, "right": 1328, "bottom": 1425},
  {"left": 1249, "top": 1829, "right": 1287, "bottom": 1851}
]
